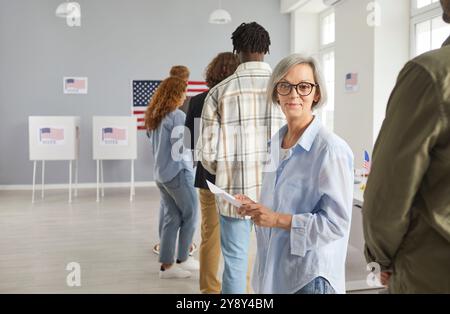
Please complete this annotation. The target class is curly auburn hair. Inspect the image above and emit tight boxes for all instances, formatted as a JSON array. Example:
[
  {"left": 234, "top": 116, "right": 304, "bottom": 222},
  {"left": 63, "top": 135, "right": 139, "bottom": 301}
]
[
  {"left": 144, "top": 77, "right": 187, "bottom": 131},
  {"left": 204, "top": 52, "right": 240, "bottom": 88}
]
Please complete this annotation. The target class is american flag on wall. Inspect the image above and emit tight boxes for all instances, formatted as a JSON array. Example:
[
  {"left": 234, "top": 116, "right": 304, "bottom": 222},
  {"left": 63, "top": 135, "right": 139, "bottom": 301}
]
[
  {"left": 186, "top": 81, "right": 209, "bottom": 97},
  {"left": 345, "top": 73, "right": 358, "bottom": 92},
  {"left": 64, "top": 77, "right": 88, "bottom": 94},
  {"left": 132, "top": 80, "right": 208, "bottom": 130},
  {"left": 65, "top": 78, "right": 86, "bottom": 89}
]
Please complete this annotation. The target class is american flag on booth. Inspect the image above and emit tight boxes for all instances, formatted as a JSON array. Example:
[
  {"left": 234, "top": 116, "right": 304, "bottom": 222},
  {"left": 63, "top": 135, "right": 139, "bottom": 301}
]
[
  {"left": 102, "top": 127, "right": 126, "bottom": 141},
  {"left": 132, "top": 80, "right": 208, "bottom": 130},
  {"left": 363, "top": 150, "right": 371, "bottom": 173},
  {"left": 40, "top": 127, "right": 64, "bottom": 141}
]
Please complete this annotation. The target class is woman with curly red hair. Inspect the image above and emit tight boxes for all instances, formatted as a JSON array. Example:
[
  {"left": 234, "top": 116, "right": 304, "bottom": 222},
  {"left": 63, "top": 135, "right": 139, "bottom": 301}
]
[{"left": 145, "top": 76, "right": 199, "bottom": 279}]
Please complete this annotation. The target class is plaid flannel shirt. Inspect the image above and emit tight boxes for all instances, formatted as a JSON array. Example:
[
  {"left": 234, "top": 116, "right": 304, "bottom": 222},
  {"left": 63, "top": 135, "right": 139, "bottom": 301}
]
[{"left": 197, "top": 62, "right": 285, "bottom": 218}]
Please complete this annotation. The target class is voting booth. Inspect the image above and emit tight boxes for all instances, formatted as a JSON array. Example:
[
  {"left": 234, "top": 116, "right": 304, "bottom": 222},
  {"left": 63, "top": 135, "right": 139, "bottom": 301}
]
[
  {"left": 28, "top": 116, "right": 80, "bottom": 203},
  {"left": 92, "top": 116, "right": 137, "bottom": 201}
]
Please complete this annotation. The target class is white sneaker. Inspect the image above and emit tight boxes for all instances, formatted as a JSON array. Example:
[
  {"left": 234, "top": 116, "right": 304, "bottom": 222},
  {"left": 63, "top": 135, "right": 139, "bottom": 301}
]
[
  {"left": 152, "top": 244, "right": 160, "bottom": 255},
  {"left": 189, "top": 243, "right": 198, "bottom": 256},
  {"left": 178, "top": 257, "right": 200, "bottom": 271},
  {"left": 159, "top": 265, "right": 192, "bottom": 279}
]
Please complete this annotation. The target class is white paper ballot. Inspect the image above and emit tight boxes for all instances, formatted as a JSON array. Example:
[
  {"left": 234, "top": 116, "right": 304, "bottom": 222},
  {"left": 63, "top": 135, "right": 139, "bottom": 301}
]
[{"left": 206, "top": 180, "right": 243, "bottom": 208}]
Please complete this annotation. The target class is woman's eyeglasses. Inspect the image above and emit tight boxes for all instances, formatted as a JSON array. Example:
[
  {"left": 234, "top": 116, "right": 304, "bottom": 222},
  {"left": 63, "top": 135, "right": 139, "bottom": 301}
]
[{"left": 276, "top": 82, "right": 318, "bottom": 96}]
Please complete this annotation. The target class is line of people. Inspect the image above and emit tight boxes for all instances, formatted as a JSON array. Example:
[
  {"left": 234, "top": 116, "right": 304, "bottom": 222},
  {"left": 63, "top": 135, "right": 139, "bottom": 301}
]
[{"left": 144, "top": 0, "right": 450, "bottom": 294}]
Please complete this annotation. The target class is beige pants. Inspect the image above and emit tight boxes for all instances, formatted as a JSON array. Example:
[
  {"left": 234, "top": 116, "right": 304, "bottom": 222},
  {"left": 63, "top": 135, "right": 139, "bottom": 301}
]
[{"left": 199, "top": 188, "right": 221, "bottom": 293}]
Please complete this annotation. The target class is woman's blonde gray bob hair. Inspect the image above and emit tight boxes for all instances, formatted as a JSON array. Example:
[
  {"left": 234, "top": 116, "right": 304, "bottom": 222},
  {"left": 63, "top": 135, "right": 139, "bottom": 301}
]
[{"left": 267, "top": 54, "right": 327, "bottom": 110}]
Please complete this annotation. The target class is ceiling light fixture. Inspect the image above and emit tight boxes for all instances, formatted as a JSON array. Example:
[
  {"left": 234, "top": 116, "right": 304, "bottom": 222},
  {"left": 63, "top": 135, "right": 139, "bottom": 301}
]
[
  {"left": 209, "top": 0, "right": 231, "bottom": 24},
  {"left": 55, "top": 1, "right": 81, "bottom": 27}
]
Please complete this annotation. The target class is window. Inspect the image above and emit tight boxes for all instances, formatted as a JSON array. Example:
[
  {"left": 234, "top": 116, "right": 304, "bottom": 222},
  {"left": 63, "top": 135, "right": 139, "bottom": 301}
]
[
  {"left": 412, "top": 0, "right": 440, "bottom": 14},
  {"left": 319, "top": 10, "right": 335, "bottom": 131},
  {"left": 416, "top": 0, "right": 439, "bottom": 9},
  {"left": 321, "top": 51, "right": 335, "bottom": 131},
  {"left": 321, "top": 12, "right": 335, "bottom": 46},
  {"left": 415, "top": 16, "right": 450, "bottom": 55},
  {"left": 411, "top": 0, "right": 450, "bottom": 56}
]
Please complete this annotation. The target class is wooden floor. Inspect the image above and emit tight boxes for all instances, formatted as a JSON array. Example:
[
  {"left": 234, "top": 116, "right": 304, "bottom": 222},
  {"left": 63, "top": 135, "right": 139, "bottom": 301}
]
[{"left": 0, "top": 187, "right": 380, "bottom": 294}]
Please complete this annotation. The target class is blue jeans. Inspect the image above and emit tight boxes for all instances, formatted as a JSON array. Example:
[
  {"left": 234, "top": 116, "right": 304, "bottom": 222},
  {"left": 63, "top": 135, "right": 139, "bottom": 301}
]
[
  {"left": 156, "top": 169, "right": 198, "bottom": 264},
  {"left": 158, "top": 203, "right": 164, "bottom": 238},
  {"left": 295, "top": 277, "right": 335, "bottom": 294},
  {"left": 158, "top": 167, "right": 198, "bottom": 238},
  {"left": 219, "top": 215, "right": 252, "bottom": 294}
]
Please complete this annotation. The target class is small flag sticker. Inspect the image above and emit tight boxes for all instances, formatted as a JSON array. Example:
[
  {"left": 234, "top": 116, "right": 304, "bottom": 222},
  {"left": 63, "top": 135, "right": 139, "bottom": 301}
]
[{"left": 363, "top": 150, "right": 371, "bottom": 173}]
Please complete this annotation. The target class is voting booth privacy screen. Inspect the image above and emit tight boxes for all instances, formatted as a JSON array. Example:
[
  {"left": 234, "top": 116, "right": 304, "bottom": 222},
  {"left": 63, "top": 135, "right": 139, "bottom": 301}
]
[
  {"left": 92, "top": 116, "right": 137, "bottom": 160},
  {"left": 29, "top": 116, "right": 80, "bottom": 161}
]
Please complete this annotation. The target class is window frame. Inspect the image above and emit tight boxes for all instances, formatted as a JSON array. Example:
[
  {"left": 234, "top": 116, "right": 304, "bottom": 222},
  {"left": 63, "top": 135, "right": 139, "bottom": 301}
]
[
  {"left": 411, "top": 0, "right": 440, "bottom": 17},
  {"left": 410, "top": 2, "right": 447, "bottom": 57},
  {"left": 319, "top": 8, "right": 336, "bottom": 131},
  {"left": 319, "top": 8, "right": 335, "bottom": 51}
]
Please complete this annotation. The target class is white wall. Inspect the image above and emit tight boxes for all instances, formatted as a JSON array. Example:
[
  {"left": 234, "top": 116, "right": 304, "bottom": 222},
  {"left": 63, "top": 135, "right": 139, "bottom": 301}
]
[
  {"left": 334, "top": 0, "right": 410, "bottom": 167},
  {"left": 373, "top": 0, "right": 410, "bottom": 140},
  {"left": 334, "top": 0, "right": 375, "bottom": 166},
  {"left": 281, "top": 0, "right": 310, "bottom": 13},
  {"left": 291, "top": 10, "right": 320, "bottom": 55}
]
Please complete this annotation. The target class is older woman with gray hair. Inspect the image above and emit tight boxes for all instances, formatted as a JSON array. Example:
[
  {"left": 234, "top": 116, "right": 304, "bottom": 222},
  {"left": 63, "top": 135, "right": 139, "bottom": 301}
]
[{"left": 236, "top": 54, "right": 354, "bottom": 294}]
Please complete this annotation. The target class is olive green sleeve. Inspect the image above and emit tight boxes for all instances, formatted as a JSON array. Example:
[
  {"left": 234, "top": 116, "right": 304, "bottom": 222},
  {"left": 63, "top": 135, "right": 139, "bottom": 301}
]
[{"left": 362, "top": 62, "right": 444, "bottom": 270}]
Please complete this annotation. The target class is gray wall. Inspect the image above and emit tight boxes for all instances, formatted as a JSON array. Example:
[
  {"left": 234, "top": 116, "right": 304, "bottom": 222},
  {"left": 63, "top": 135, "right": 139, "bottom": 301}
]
[{"left": 0, "top": 0, "right": 290, "bottom": 185}]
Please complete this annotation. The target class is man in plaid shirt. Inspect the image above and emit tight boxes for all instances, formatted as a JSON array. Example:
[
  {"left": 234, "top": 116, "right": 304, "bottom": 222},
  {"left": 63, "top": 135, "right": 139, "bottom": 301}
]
[{"left": 197, "top": 22, "right": 285, "bottom": 293}]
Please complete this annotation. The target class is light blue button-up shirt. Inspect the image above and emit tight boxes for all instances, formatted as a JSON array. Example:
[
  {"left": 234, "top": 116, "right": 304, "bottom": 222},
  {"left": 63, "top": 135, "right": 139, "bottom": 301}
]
[
  {"left": 148, "top": 109, "right": 193, "bottom": 183},
  {"left": 252, "top": 117, "right": 354, "bottom": 294}
]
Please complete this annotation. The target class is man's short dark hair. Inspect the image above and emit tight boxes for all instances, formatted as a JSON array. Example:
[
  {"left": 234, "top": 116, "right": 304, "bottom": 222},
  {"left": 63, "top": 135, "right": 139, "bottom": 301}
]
[{"left": 231, "top": 22, "right": 271, "bottom": 55}]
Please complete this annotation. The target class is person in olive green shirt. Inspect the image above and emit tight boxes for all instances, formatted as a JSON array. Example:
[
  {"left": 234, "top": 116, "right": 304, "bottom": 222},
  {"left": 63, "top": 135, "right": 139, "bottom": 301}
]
[{"left": 363, "top": 0, "right": 450, "bottom": 293}]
